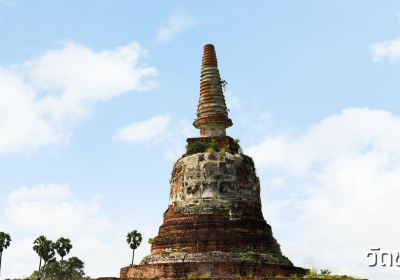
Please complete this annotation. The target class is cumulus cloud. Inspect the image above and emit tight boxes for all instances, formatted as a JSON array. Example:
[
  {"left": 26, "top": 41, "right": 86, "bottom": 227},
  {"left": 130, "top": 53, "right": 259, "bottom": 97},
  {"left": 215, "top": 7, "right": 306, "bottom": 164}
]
[
  {"left": 114, "top": 114, "right": 196, "bottom": 160},
  {"left": 370, "top": 37, "right": 400, "bottom": 62},
  {"left": 114, "top": 114, "right": 170, "bottom": 144},
  {"left": 156, "top": 9, "right": 195, "bottom": 44},
  {"left": 0, "top": 42, "right": 157, "bottom": 155},
  {"left": 247, "top": 108, "right": 400, "bottom": 280},
  {"left": 1, "top": 184, "right": 156, "bottom": 278}
]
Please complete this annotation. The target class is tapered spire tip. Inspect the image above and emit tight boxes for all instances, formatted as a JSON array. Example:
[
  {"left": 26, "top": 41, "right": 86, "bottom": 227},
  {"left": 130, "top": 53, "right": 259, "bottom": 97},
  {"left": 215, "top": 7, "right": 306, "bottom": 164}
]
[{"left": 193, "top": 44, "right": 232, "bottom": 137}]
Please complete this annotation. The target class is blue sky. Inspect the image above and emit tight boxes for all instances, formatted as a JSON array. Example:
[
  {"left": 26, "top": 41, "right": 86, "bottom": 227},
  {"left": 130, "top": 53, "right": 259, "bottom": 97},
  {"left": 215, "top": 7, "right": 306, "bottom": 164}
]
[{"left": 1, "top": 1, "right": 400, "bottom": 279}]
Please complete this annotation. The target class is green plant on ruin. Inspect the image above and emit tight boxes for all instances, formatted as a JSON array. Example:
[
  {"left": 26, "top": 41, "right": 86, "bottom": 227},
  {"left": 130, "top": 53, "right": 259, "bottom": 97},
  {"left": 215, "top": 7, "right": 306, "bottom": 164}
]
[
  {"left": 186, "top": 272, "right": 196, "bottom": 279},
  {"left": 186, "top": 140, "right": 209, "bottom": 154},
  {"left": 220, "top": 79, "right": 228, "bottom": 92},
  {"left": 242, "top": 154, "right": 256, "bottom": 172},
  {"left": 231, "top": 138, "right": 241, "bottom": 153},
  {"left": 199, "top": 271, "right": 212, "bottom": 278},
  {"left": 219, "top": 147, "right": 227, "bottom": 155},
  {"left": 148, "top": 237, "right": 154, "bottom": 245},
  {"left": 238, "top": 251, "right": 256, "bottom": 264},
  {"left": 304, "top": 269, "right": 360, "bottom": 279},
  {"left": 246, "top": 269, "right": 254, "bottom": 277},
  {"left": 186, "top": 185, "right": 199, "bottom": 195},
  {"left": 186, "top": 138, "right": 244, "bottom": 155},
  {"left": 208, "top": 139, "right": 220, "bottom": 152}
]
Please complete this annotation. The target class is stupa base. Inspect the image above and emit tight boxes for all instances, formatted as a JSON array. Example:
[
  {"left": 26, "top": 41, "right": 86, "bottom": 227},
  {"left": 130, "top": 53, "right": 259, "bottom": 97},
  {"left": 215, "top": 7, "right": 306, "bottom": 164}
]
[{"left": 120, "top": 261, "right": 307, "bottom": 280}]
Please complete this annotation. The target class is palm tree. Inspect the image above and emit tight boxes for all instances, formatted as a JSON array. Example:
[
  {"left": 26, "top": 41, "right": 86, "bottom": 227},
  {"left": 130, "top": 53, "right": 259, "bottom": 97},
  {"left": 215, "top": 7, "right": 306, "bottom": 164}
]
[
  {"left": 55, "top": 237, "right": 73, "bottom": 261},
  {"left": 126, "top": 230, "right": 142, "bottom": 266},
  {"left": 33, "top": 236, "right": 56, "bottom": 279},
  {"left": 0, "top": 232, "right": 11, "bottom": 279},
  {"left": 33, "top": 236, "right": 47, "bottom": 272},
  {"left": 41, "top": 239, "right": 55, "bottom": 268}
]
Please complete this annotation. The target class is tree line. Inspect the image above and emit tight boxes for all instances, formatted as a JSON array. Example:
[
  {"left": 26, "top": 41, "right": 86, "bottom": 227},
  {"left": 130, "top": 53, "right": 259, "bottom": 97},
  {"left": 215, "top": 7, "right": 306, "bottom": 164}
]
[{"left": 0, "top": 229, "right": 144, "bottom": 280}]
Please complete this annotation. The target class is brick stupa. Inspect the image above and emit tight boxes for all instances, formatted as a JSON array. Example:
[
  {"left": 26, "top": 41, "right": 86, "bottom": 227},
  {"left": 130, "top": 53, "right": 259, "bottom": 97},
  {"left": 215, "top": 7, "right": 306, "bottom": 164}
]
[{"left": 121, "top": 44, "right": 307, "bottom": 279}]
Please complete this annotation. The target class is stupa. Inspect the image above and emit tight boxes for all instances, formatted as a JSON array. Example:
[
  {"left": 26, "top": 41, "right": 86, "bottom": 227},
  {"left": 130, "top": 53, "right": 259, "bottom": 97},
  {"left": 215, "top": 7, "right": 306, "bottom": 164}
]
[{"left": 121, "top": 44, "right": 307, "bottom": 279}]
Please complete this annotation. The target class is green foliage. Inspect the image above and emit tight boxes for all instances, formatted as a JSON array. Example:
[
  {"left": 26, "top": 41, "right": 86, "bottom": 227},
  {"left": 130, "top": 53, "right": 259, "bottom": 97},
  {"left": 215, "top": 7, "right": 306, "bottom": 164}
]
[
  {"left": 209, "top": 139, "right": 220, "bottom": 152},
  {"left": 55, "top": 237, "right": 73, "bottom": 261},
  {"left": 320, "top": 269, "right": 332, "bottom": 275},
  {"left": 148, "top": 237, "right": 154, "bottom": 245},
  {"left": 219, "top": 147, "right": 227, "bottom": 154},
  {"left": 0, "top": 232, "right": 11, "bottom": 279},
  {"left": 231, "top": 138, "right": 241, "bottom": 153},
  {"left": 127, "top": 230, "right": 142, "bottom": 250},
  {"left": 0, "top": 232, "right": 11, "bottom": 252},
  {"left": 304, "top": 269, "right": 359, "bottom": 279},
  {"left": 127, "top": 230, "right": 142, "bottom": 266},
  {"left": 246, "top": 269, "right": 254, "bottom": 277},
  {"left": 33, "top": 235, "right": 56, "bottom": 274},
  {"left": 31, "top": 257, "right": 86, "bottom": 280},
  {"left": 242, "top": 154, "right": 256, "bottom": 172},
  {"left": 199, "top": 271, "right": 212, "bottom": 278},
  {"left": 186, "top": 186, "right": 198, "bottom": 195},
  {"left": 186, "top": 140, "right": 209, "bottom": 154},
  {"left": 220, "top": 79, "right": 228, "bottom": 92},
  {"left": 238, "top": 251, "right": 256, "bottom": 263},
  {"left": 186, "top": 138, "right": 243, "bottom": 155}
]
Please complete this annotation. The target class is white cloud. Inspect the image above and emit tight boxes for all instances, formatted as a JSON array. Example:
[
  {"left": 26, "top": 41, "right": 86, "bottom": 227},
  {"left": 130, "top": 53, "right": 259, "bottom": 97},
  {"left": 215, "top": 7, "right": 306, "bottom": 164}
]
[
  {"left": 370, "top": 37, "right": 400, "bottom": 62},
  {"left": 224, "top": 90, "right": 241, "bottom": 111},
  {"left": 247, "top": 107, "right": 400, "bottom": 280},
  {"left": 0, "top": 42, "right": 157, "bottom": 155},
  {"left": 1, "top": 184, "right": 157, "bottom": 278},
  {"left": 156, "top": 9, "right": 195, "bottom": 44},
  {"left": 114, "top": 114, "right": 170, "bottom": 144},
  {"left": 163, "top": 118, "right": 196, "bottom": 161},
  {"left": 114, "top": 114, "right": 197, "bottom": 161},
  {"left": 0, "top": 0, "right": 15, "bottom": 7}
]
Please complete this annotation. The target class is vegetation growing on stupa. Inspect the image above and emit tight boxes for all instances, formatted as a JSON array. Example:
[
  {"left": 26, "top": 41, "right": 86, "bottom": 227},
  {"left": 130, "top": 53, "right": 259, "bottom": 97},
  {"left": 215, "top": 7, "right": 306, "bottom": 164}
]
[
  {"left": 302, "top": 269, "right": 361, "bottom": 279},
  {"left": 186, "top": 138, "right": 241, "bottom": 155}
]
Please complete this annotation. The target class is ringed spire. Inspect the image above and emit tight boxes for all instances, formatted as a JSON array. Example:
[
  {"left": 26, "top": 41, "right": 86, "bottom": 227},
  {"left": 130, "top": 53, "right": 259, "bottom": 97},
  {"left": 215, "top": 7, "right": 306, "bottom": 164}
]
[{"left": 193, "top": 44, "right": 232, "bottom": 137}]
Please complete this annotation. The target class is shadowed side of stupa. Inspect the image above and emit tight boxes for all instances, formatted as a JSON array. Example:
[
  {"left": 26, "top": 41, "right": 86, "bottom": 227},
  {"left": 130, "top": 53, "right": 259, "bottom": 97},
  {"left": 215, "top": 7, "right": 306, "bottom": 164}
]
[{"left": 120, "top": 44, "right": 307, "bottom": 280}]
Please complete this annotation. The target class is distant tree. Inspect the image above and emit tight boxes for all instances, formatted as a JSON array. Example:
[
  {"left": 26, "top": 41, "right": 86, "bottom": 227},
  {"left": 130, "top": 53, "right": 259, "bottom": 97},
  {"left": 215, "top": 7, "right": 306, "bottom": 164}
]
[
  {"left": 33, "top": 236, "right": 47, "bottom": 272},
  {"left": 66, "top": 257, "right": 85, "bottom": 278},
  {"left": 126, "top": 230, "right": 142, "bottom": 266},
  {"left": 33, "top": 236, "right": 56, "bottom": 279},
  {"left": 320, "top": 269, "right": 331, "bottom": 275},
  {"left": 41, "top": 240, "right": 56, "bottom": 271},
  {"left": 0, "top": 232, "right": 11, "bottom": 279},
  {"left": 31, "top": 256, "right": 85, "bottom": 280},
  {"left": 55, "top": 237, "right": 73, "bottom": 261}
]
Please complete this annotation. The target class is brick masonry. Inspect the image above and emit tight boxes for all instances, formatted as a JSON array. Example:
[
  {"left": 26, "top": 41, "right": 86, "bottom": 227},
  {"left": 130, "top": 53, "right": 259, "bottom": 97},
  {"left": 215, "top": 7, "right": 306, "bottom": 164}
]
[{"left": 119, "top": 44, "right": 308, "bottom": 279}]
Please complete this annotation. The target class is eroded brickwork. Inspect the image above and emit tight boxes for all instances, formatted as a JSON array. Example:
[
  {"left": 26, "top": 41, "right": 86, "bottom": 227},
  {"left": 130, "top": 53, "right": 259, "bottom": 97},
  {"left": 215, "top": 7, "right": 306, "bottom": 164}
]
[
  {"left": 123, "top": 262, "right": 306, "bottom": 279},
  {"left": 121, "top": 44, "right": 307, "bottom": 279},
  {"left": 168, "top": 152, "right": 260, "bottom": 208},
  {"left": 193, "top": 44, "right": 232, "bottom": 137}
]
